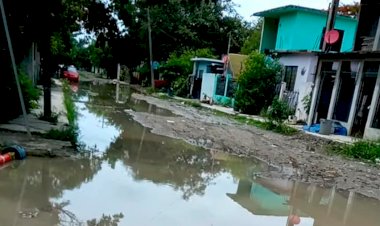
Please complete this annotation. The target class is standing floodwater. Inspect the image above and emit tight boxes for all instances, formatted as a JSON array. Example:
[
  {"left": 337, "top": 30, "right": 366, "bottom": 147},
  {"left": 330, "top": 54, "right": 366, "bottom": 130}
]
[{"left": 1, "top": 83, "right": 380, "bottom": 226}]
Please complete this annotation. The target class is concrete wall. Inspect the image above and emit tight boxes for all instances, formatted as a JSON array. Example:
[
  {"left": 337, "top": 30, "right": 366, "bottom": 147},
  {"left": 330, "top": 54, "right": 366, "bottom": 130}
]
[
  {"left": 275, "top": 13, "right": 298, "bottom": 50},
  {"left": 260, "top": 18, "right": 278, "bottom": 52},
  {"left": 21, "top": 42, "right": 40, "bottom": 85},
  {"left": 279, "top": 54, "right": 319, "bottom": 121},
  {"left": 263, "top": 12, "right": 357, "bottom": 52}
]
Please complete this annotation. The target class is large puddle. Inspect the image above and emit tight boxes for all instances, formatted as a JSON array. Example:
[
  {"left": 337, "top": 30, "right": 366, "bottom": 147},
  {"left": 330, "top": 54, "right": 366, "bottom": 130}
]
[{"left": 1, "top": 83, "right": 380, "bottom": 226}]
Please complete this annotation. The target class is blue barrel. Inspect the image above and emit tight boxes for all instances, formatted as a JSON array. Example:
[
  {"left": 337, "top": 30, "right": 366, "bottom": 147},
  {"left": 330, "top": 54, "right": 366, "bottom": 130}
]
[{"left": 1, "top": 145, "right": 27, "bottom": 160}]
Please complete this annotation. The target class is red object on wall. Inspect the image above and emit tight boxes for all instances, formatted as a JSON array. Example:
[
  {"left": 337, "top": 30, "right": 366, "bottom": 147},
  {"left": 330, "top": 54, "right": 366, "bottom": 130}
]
[
  {"left": 0, "top": 153, "right": 13, "bottom": 165},
  {"left": 288, "top": 214, "right": 301, "bottom": 225},
  {"left": 324, "top": 29, "right": 340, "bottom": 44}
]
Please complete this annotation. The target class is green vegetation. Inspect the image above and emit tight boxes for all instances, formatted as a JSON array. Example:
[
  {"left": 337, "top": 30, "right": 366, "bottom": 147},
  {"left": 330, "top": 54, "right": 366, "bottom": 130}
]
[
  {"left": 37, "top": 111, "right": 60, "bottom": 124},
  {"left": 234, "top": 52, "right": 282, "bottom": 115},
  {"left": 233, "top": 115, "right": 298, "bottom": 136},
  {"left": 146, "top": 87, "right": 158, "bottom": 95},
  {"left": 161, "top": 48, "right": 215, "bottom": 97},
  {"left": 328, "top": 140, "right": 380, "bottom": 163},
  {"left": 0, "top": 68, "right": 41, "bottom": 123},
  {"left": 44, "top": 81, "right": 78, "bottom": 146},
  {"left": 62, "top": 82, "right": 77, "bottom": 127},
  {"left": 42, "top": 127, "right": 79, "bottom": 144},
  {"left": 19, "top": 69, "right": 41, "bottom": 111},
  {"left": 302, "top": 92, "right": 312, "bottom": 116},
  {"left": 241, "top": 19, "right": 263, "bottom": 54},
  {"left": 184, "top": 101, "right": 202, "bottom": 108},
  {"left": 266, "top": 99, "right": 293, "bottom": 123}
]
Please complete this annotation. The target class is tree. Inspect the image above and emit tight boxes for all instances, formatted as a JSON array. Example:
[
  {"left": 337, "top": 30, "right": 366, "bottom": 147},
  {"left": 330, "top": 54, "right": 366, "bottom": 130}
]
[
  {"left": 113, "top": 0, "right": 250, "bottom": 65},
  {"left": 161, "top": 48, "right": 215, "bottom": 96},
  {"left": 337, "top": 1, "right": 360, "bottom": 17},
  {"left": 234, "top": 52, "right": 282, "bottom": 114},
  {"left": 241, "top": 19, "right": 263, "bottom": 54}
]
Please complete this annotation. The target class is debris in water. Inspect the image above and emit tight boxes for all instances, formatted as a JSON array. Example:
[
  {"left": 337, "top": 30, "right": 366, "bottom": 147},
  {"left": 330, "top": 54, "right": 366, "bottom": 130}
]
[
  {"left": 19, "top": 208, "right": 40, "bottom": 219},
  {"left": 167, "top": 120, "right": 175, "bottom": 124}
]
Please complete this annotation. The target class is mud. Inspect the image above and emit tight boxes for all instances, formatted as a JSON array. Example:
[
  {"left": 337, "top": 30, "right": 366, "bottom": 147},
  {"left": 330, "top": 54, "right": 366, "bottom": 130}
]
[
  {"left": 0, "top": 131, "right": 78, "bottom": 158},
  {"left": 128, "top": 93, "right": 380, "bottom": 200}
]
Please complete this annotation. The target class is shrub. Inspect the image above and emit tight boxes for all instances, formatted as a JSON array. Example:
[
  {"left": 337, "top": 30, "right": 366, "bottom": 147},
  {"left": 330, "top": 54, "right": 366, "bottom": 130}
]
[
  {"left": 234, "top": 52, "right": 282, "bottom": 114},
  {"left": 267, "top": 98, "right": 292, "bottom": 123},
  {"left": 173, "top": 76, "right": 189, "bottom": 97},
  {"left": 161, "top": 48, "right": 215, "bottom": 82},
  {"left": 19, "top": 69, "right": 41, "bottom": 111},
  {"left": 0, "top": 68, "right": 41, "bottom": 122}
]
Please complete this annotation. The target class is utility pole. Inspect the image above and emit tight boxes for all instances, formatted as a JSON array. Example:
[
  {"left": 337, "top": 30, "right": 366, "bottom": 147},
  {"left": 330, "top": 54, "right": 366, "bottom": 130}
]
[
  {"left": 147, "top": 7, "right": 155, "bottom": 88},
  {"left": 323, "top": 0, "right": 340, "bottom": 51},
  {"left": 227, "top": 32, "right": 232, "bottom": 55}
]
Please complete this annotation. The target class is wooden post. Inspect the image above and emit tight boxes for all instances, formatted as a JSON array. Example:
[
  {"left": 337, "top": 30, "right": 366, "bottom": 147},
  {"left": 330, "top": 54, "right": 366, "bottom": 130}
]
[
  {"left": 322, "top": 0, "right": 340, "bottom": 51},
  {"left": 327, "top": 61, "right": 342, "bottom": 119}
]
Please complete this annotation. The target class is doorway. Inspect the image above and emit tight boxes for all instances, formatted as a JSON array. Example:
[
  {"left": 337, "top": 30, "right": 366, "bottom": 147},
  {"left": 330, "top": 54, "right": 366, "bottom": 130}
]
[
  {"left": 316, "top": 62, "right": 336, "bottom": 122},
  {"left": 351, "top": 62, "right": 379, "bottom": 137}
]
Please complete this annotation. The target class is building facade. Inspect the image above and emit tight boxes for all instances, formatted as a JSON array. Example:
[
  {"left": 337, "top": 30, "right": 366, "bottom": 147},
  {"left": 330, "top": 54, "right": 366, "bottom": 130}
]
[
  {"left": 308, "top": 0, "right": 380, "bottom": 140},
  {"left": 255, "top": 5, "right": 358, "bottom": 121}
]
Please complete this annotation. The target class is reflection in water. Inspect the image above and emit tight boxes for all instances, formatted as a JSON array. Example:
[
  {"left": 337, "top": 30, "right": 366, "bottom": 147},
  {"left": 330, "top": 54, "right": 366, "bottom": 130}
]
[
  {"left": 1, "top": 83, "right": 380, "bottom": 226},
  {"left": 228, "top": 178, "right": 380, "bottom": 226}
]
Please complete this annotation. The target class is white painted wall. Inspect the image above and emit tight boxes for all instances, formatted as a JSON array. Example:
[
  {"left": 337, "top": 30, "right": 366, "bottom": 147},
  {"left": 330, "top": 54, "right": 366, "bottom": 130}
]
[{"left": 279, "top": 54, "right": 318, "bottom": 121}]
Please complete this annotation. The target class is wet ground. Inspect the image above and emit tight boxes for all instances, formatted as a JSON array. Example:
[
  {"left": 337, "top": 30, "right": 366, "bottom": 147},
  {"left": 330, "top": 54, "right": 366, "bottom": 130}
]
[{"left": 2, "top": 83, "right": 380, "bottom": 226}]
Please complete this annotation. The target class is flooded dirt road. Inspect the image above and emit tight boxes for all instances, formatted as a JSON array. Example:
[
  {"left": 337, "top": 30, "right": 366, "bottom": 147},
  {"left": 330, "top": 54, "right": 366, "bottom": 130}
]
[{"left": 1, "top": 83, "right": 380, "bottom": 226}]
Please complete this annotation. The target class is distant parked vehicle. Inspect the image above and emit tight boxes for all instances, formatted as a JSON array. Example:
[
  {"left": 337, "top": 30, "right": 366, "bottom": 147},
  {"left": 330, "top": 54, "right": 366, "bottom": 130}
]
[{"left": 62, "top": 65, "right": 79, "bottom": 82}]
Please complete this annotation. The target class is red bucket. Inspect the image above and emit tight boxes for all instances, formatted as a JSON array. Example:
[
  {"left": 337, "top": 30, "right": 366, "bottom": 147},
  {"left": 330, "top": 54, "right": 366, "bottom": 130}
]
[{"left": 0, "top": 153, "right": 13, "bottom": 165}]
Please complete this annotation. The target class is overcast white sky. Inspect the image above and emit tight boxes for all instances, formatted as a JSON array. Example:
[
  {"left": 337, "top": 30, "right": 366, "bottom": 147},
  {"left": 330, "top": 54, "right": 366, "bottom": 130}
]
[{"left": 233, "top": 0, "right": 354, "bottom": 22}]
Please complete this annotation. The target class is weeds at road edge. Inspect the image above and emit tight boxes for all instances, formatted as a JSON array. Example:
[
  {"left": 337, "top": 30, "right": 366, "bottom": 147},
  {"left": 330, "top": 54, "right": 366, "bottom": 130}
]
[
  {"left": 184, "top": 101, "right": 202, "bottom": 108},
  {"left": 219, "top": 112, "right": 298, "bottom": 136},
  {"left": 328, "top": 140, "right": 380, "bottom": 163},
  {"left": 43, "top": 80, "right": 79, "bottom": 146},
  {"left": 37, "top": 111, "right": 60, "bottom": 124}
]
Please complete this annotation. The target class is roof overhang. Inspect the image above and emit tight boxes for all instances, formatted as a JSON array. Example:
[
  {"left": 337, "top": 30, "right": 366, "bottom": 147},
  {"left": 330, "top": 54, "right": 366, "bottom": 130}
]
[
  {"left": 253, "top": 5, "right": 354, "bottom": 21},
  {"left": 191, "top": 57, "right": 223, "bottom": 64}
]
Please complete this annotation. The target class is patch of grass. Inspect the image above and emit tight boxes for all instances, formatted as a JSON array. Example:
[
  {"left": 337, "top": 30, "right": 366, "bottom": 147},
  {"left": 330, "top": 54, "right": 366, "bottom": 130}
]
[
  {"left": 42, "top": 127, "right": 78, "bottom": 143},
  {"left": 61, "top": 80, "right": 79, "bottom": 146},
  {"left": 146, "top": 87, "right": 157, "bottom": 95},
  {"left": 37, "top": 111, "right": 60, "bottom": 124},
  {"left": 184, "top": 101, "right": 202, "bottom": 108},
  {"left": 219, "top": 113, "right": 298, "bottom": 136},
  {"left": 328, "top": 140, "right": 380, "bottom": 163},
  {"left": 157, "top": 94, "right": 171, "bottom": 100},
  {"left": 62, "top": 81, "right": 77, "bottom": 126}
]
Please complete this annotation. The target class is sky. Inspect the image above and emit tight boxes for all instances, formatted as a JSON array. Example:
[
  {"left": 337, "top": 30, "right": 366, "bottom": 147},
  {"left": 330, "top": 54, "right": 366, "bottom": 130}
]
[{"left": 233, "top": 0, "right": 354, "bottom": 22}]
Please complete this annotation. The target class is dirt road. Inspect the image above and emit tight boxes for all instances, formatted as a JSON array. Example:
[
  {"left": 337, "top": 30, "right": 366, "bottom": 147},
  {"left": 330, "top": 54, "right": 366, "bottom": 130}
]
[{"left": 127, "top": 93, "right": 380, "bottom": 200}]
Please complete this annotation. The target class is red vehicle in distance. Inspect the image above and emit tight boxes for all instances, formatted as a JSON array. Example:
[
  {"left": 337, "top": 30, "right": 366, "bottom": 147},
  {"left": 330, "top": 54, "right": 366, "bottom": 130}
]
[{"left": 62, "top": 65, "right": 79, "bottom": 82}]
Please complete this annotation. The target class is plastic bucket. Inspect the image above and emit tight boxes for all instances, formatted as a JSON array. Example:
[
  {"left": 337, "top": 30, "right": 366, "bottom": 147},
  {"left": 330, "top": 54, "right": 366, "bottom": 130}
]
[
  {"left": 1, "top": 145, "right": 27, "bottom": 160},
  {"left": 320, "top": 119, "right": 333, "bottom": 135}
]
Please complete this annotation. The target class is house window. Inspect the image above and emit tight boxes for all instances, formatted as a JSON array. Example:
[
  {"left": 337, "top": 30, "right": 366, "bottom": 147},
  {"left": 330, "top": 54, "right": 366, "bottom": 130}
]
[
  {"left": 283, "top": 66, "right": 298, "bottom": 91},
  {"left": 207, "top": 64, "right": 224, "bottom": 74}
]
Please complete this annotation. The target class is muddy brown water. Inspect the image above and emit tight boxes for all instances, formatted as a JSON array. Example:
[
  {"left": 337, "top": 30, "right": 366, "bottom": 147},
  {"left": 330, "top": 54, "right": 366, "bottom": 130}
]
[{"left": 1, "top": 83, "right": 380, "bottom": 226}]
